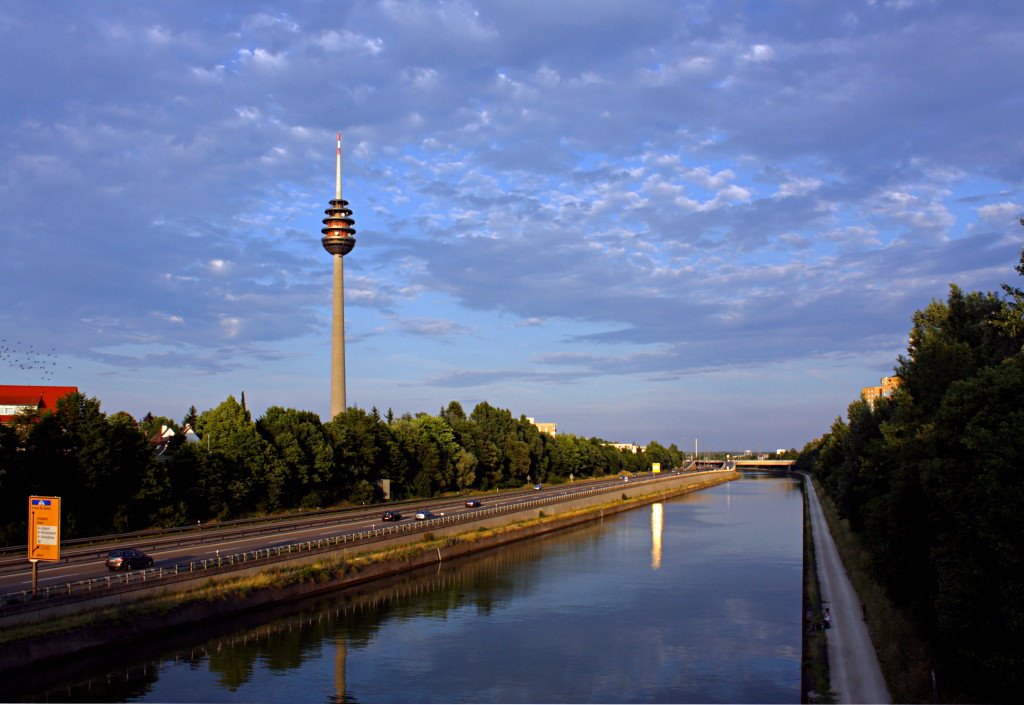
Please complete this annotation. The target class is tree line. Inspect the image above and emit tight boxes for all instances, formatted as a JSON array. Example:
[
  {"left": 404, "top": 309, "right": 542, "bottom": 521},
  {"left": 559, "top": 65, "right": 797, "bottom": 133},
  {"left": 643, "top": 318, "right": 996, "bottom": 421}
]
[
  {"left": 795, "top": 237, "right": 1024, "bottom": 702},
  {"left": 0, "top": 396, "right": 681, "bottom": 546}
]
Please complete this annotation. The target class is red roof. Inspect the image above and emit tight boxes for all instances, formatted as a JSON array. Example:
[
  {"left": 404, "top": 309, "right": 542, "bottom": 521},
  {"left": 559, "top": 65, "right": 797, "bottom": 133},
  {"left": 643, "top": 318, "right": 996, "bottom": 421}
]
[{"left": 0, "top": 385, "right": 79, "bottom": 422}]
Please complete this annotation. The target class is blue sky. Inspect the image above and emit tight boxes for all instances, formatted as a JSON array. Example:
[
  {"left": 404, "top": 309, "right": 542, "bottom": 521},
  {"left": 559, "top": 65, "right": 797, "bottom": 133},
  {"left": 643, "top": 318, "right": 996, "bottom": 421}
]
[{"left": 1, "top": 0, "right": 1022, "bottom": 450}]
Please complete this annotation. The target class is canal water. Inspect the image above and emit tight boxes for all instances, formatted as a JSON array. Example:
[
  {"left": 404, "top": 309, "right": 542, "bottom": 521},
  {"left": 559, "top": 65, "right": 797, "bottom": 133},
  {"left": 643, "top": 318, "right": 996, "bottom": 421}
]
[{"left": 11, "top": 474, "right": 804, "bottom": 703}]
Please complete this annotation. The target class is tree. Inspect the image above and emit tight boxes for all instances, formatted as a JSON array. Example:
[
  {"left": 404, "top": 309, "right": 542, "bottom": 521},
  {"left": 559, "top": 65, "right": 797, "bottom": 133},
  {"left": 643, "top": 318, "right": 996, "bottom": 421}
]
[
  {"left": 325, "top": 407, "right": 397, "bottom": 502},
  {"left": 196, "top": 396, "right": 285, "bottom": 517},
  {"left": 502, "top": 432, "right": 531, "bottom": 486},
  {"left": 644, "top": 441, "right": 674, "bottom": 471},
  {"left": 897, "top": 285, "right": 1013, "bottom": 415},
  {"left": 798, "top": 246, "right": 1024, "bottom": 702},
  {"left": 922, "top": 353, "right": 1024, "bottom": 698},
  {"left": 0, "top": 422, "right": 25, "bottom": 545},
  {"left": 258, "top": 407, "right": 335, "bottom": 508},
  {"left": 992, "top": 218, "right": 1024, "bottom": 340},
  {"left": 182, "top": 405, "right": 198, "bottom": 430},
  {"left": 454, "top": 448, "right": 478, "bottom": 490}
]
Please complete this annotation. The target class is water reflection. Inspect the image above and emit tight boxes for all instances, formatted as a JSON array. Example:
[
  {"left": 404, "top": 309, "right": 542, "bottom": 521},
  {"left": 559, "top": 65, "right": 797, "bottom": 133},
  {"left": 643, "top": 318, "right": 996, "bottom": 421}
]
[
  {"left": 651, "top": 502, "right": 663, "bottom": 570},
  {"left": 10, "top": 478, "right": 803, "bottom": 704},
  {"left": 333, "top": 638, "right": 346, "bottom": 704}
]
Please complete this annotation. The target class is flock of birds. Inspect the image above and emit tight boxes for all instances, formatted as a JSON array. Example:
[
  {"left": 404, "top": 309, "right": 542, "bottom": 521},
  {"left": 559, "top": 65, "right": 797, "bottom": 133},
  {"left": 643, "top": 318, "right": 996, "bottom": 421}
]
[{"left": 0, "top": 338, "right": 70, "bottom": 382}]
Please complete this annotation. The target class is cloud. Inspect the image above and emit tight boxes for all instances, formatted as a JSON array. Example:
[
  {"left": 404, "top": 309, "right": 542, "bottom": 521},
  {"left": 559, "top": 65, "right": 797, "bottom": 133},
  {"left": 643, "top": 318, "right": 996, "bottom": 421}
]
[
  {"left": 1, "top": 0, "right": 1022, "bottom": 446},
  {"left": 977, "top": 202, "right": 1023, "bottom": 224},
  {"left": 393, "top": 317, "right": 473, "bottom": 339}
]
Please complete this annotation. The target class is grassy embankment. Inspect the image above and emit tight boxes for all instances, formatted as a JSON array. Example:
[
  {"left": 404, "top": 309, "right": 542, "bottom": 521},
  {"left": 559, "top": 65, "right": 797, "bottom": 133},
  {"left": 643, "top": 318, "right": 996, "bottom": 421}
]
[
  {"left": 1, "top": 475, "right": 732, "bottom": 650},
  {"left": 809, "top": 475, "right": 934, "bottom": 703}
]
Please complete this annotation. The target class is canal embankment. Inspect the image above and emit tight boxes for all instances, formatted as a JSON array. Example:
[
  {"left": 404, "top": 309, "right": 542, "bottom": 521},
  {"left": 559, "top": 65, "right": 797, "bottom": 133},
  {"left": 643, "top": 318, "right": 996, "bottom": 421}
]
[{"left": 0, "top": 470, "right": 738, "bottom": 674}]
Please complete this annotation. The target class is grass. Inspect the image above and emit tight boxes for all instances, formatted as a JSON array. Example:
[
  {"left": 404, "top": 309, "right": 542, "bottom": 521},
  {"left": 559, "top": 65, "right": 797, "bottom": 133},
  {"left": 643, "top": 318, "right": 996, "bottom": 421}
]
[{"left": 809, "top": 476, "right": 934, "bottom": 703}]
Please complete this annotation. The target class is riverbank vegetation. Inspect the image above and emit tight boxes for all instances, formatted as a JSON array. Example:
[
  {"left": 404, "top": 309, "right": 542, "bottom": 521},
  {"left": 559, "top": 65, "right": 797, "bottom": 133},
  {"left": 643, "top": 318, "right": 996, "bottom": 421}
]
[
  {"left": 796, "top": 239, "right": 1024, "bottom": 702},
  {"left": 0, "top": 398, "right": 682, "bottom": 545}
]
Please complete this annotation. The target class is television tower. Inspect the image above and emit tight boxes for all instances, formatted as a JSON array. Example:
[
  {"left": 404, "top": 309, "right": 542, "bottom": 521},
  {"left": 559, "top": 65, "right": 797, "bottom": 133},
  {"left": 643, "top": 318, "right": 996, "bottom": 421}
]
[{"left": 321, "top": 131, "right": 356, "bottom": 419}]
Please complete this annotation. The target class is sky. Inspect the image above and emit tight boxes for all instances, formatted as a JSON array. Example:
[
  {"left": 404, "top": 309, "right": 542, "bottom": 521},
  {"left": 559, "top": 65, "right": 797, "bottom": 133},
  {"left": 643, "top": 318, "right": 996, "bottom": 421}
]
[{"left": 1, "top": 1, "right": 1022, "bottom": 451}]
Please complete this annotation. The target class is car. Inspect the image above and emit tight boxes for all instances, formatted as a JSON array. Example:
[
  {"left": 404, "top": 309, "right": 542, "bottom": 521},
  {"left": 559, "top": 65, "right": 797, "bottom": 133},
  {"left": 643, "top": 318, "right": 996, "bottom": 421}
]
[
  {"left": 464, "top": 499, "right": 482, "bottom": 508},
  {"left": 414, "top": 509, "right": 435, "bottom": 520},
  {"left": 381, "top": 510, "right": 402, "bottom": 522},
  {"left": 105, "top": 548, "right": 154, "bottom": 572},
  {"left": 533, "top": 484, "right": 542, "bottom": 490}
]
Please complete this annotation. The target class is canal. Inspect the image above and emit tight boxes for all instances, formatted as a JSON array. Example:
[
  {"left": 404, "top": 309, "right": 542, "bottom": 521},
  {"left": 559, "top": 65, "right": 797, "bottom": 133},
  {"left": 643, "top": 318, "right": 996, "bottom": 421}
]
[{"left": 11, "top": 473, "right": 804, "bottom": 703}]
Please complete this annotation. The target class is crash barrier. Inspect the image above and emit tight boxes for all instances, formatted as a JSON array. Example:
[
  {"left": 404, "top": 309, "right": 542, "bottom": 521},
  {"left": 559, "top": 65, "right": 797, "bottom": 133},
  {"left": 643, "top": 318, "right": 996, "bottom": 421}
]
[{"left": 0, "top": 503, "right": 423, "bottom": 575}]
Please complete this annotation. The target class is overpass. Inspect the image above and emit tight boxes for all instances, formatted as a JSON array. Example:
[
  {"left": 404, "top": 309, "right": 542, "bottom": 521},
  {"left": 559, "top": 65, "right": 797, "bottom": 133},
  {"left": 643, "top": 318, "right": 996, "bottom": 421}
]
[
  {"left": 692, "top": 458, "right": 795, "bottom": 471},
  {"left": 735, "top": 459, "right": 795, "bottom": 468}
]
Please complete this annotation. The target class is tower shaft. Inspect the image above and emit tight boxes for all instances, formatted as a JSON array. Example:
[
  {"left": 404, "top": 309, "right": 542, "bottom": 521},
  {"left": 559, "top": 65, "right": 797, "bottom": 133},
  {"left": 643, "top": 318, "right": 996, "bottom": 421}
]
[{"left": 330, "top": 254, "right": 346, "bottom": 418}]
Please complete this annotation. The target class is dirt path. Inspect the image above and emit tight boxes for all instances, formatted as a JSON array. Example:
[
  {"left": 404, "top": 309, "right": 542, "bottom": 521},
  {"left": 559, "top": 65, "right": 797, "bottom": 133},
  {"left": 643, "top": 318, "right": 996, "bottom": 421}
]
[{"left": 804, "top": 473, "right": 890, "bottom": 704}]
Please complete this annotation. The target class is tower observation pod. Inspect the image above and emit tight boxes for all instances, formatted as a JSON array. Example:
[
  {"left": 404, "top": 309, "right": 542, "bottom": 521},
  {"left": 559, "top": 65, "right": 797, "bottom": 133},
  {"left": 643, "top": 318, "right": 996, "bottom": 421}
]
[{"left": 321, "top": 131, "right": 356, "bottom": 419}]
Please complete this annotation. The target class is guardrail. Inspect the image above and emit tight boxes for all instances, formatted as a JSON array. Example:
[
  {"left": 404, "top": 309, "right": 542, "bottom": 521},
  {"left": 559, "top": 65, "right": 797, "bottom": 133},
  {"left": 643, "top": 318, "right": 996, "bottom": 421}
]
[
  {"left": 0, "top": 504, "right": 358, "bottom": 559},
  {"left": 0, "top": 505, "right": 427, "bottom": 575},
  {"left": 0, "top": 479, "right": 631, "bottom": 573},
  {"left": 0, "top": 474, "right": 694, "bottom": 613}
]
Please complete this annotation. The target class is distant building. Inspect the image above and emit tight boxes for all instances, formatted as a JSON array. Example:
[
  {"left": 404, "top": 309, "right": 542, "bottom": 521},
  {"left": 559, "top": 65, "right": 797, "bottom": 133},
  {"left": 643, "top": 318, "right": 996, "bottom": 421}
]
[
  {"left": 861, "top": 375, "right": 902, "bottom": 405},
  {"left": 0, "top": 384, "right": 78, "bottom": 423},
  {"left": 526, "top": 417, "right": 557, "bottom": 437},
  {"left": 606, "top": 442, "right": 643, "bottom": 453},
  {"left": 149, "top": 423, "right": 200, "bottom": 456}
]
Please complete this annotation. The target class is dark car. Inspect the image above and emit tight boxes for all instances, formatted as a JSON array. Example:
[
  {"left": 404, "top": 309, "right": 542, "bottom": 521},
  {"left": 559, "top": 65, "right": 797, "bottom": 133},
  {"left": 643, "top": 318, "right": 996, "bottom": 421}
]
[
  {"left": 464, "top": 499, "right": 482, "bottom": 508},
  {"left": 105, "top": 548, "right": 154, "bottom": 572},
  {"left": 381, "top": 510, "right": 402, "bottom": 522},
  {"left": 414, "top": 509, "right": 435, "bottom": 520}
]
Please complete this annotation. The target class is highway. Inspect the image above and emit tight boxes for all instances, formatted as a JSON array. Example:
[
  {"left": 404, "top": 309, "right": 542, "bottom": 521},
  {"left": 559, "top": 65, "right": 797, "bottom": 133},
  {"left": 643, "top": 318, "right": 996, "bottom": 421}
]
[{"left": 0, "top": 474, "right": 660, "bottom": 596}]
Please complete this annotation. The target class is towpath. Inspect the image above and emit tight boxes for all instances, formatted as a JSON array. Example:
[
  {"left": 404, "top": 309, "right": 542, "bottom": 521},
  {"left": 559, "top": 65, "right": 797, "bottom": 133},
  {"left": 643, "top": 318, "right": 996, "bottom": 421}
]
[{"left": 804, "top": 473, "right": 890, "bottom": 704}]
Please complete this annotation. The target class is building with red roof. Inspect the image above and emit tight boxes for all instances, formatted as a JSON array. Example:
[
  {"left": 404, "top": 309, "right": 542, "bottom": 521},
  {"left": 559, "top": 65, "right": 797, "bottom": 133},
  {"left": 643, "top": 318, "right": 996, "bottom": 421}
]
[{"left": 0, "top": 385, "right": 79, "bottom": 423}]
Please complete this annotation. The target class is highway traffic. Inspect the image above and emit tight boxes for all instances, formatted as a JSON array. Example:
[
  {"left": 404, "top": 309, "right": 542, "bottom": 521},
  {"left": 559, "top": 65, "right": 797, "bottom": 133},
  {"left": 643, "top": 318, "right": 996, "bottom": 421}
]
[{"left": 0, "top": 473, "right": 664, "bottom": 596}]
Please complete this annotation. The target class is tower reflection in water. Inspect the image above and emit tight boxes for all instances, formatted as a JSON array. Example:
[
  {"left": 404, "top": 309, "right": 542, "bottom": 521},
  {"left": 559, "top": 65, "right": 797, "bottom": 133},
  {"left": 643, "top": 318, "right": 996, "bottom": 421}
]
[
  {"left": 651, "top": 502, "right": 663, "bottom": 570},
  {"left": 333, "top": 637, "right": 346, "bottom": 704}
]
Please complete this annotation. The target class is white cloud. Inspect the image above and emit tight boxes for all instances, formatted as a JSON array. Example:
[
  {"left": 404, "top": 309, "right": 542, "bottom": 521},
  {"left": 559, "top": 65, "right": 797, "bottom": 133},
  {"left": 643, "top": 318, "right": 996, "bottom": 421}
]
[
  {"left": 741, "top": 44, "right": 775, "bottom": 63},
  {"left": 220, "top": 316, "right": 242, "bottom": 339},
  {"left": 976, "top": 202, "right": 1022, "bottom": 224},
  {"left": 237, "top": 47, "right": 288, "bottom": 70},
  {"left": 313, "top": 29, "right": 384, "bottom": 54},
  {"left": 774, "top": 177, "right": 823, "bottom": 198}
]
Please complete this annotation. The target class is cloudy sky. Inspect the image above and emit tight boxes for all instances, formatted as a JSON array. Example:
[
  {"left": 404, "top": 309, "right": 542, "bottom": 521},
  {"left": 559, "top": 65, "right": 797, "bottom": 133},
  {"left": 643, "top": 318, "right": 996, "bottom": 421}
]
[{"left": 2, "top": 1, "right": 1022, "bottom": 450}]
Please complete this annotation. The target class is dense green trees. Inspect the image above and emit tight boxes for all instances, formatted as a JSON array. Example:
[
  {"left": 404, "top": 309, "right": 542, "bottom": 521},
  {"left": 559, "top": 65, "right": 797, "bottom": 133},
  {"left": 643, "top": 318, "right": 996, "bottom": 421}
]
[
  {"left": 797, "top": 246, "right": 1024, "bottom": 702},
  {"left": 0, "top": 395, "right": 678, "bottom": 546},
  {"left": 0, "top": 393, "right": 160, "bottom": 542}
]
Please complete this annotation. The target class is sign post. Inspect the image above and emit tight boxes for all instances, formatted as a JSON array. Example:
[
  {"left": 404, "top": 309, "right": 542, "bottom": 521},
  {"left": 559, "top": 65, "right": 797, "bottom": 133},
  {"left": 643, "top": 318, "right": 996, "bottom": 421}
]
[{"left": 28, "top": 496, "right": 61, "bottom": 596}]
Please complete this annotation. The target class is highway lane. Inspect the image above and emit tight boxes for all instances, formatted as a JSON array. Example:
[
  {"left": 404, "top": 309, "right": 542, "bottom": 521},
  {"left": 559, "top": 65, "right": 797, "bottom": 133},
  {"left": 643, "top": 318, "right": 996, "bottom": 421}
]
[{"left": 1, "top": 475, "right": 660, "bottom": 594}]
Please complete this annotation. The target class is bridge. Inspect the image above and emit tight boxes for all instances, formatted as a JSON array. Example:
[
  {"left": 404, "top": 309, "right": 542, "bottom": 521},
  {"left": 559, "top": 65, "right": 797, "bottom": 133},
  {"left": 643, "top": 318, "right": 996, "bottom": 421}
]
[{"left": 692, "top": 459, "right": 795, "bottom": 471}]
